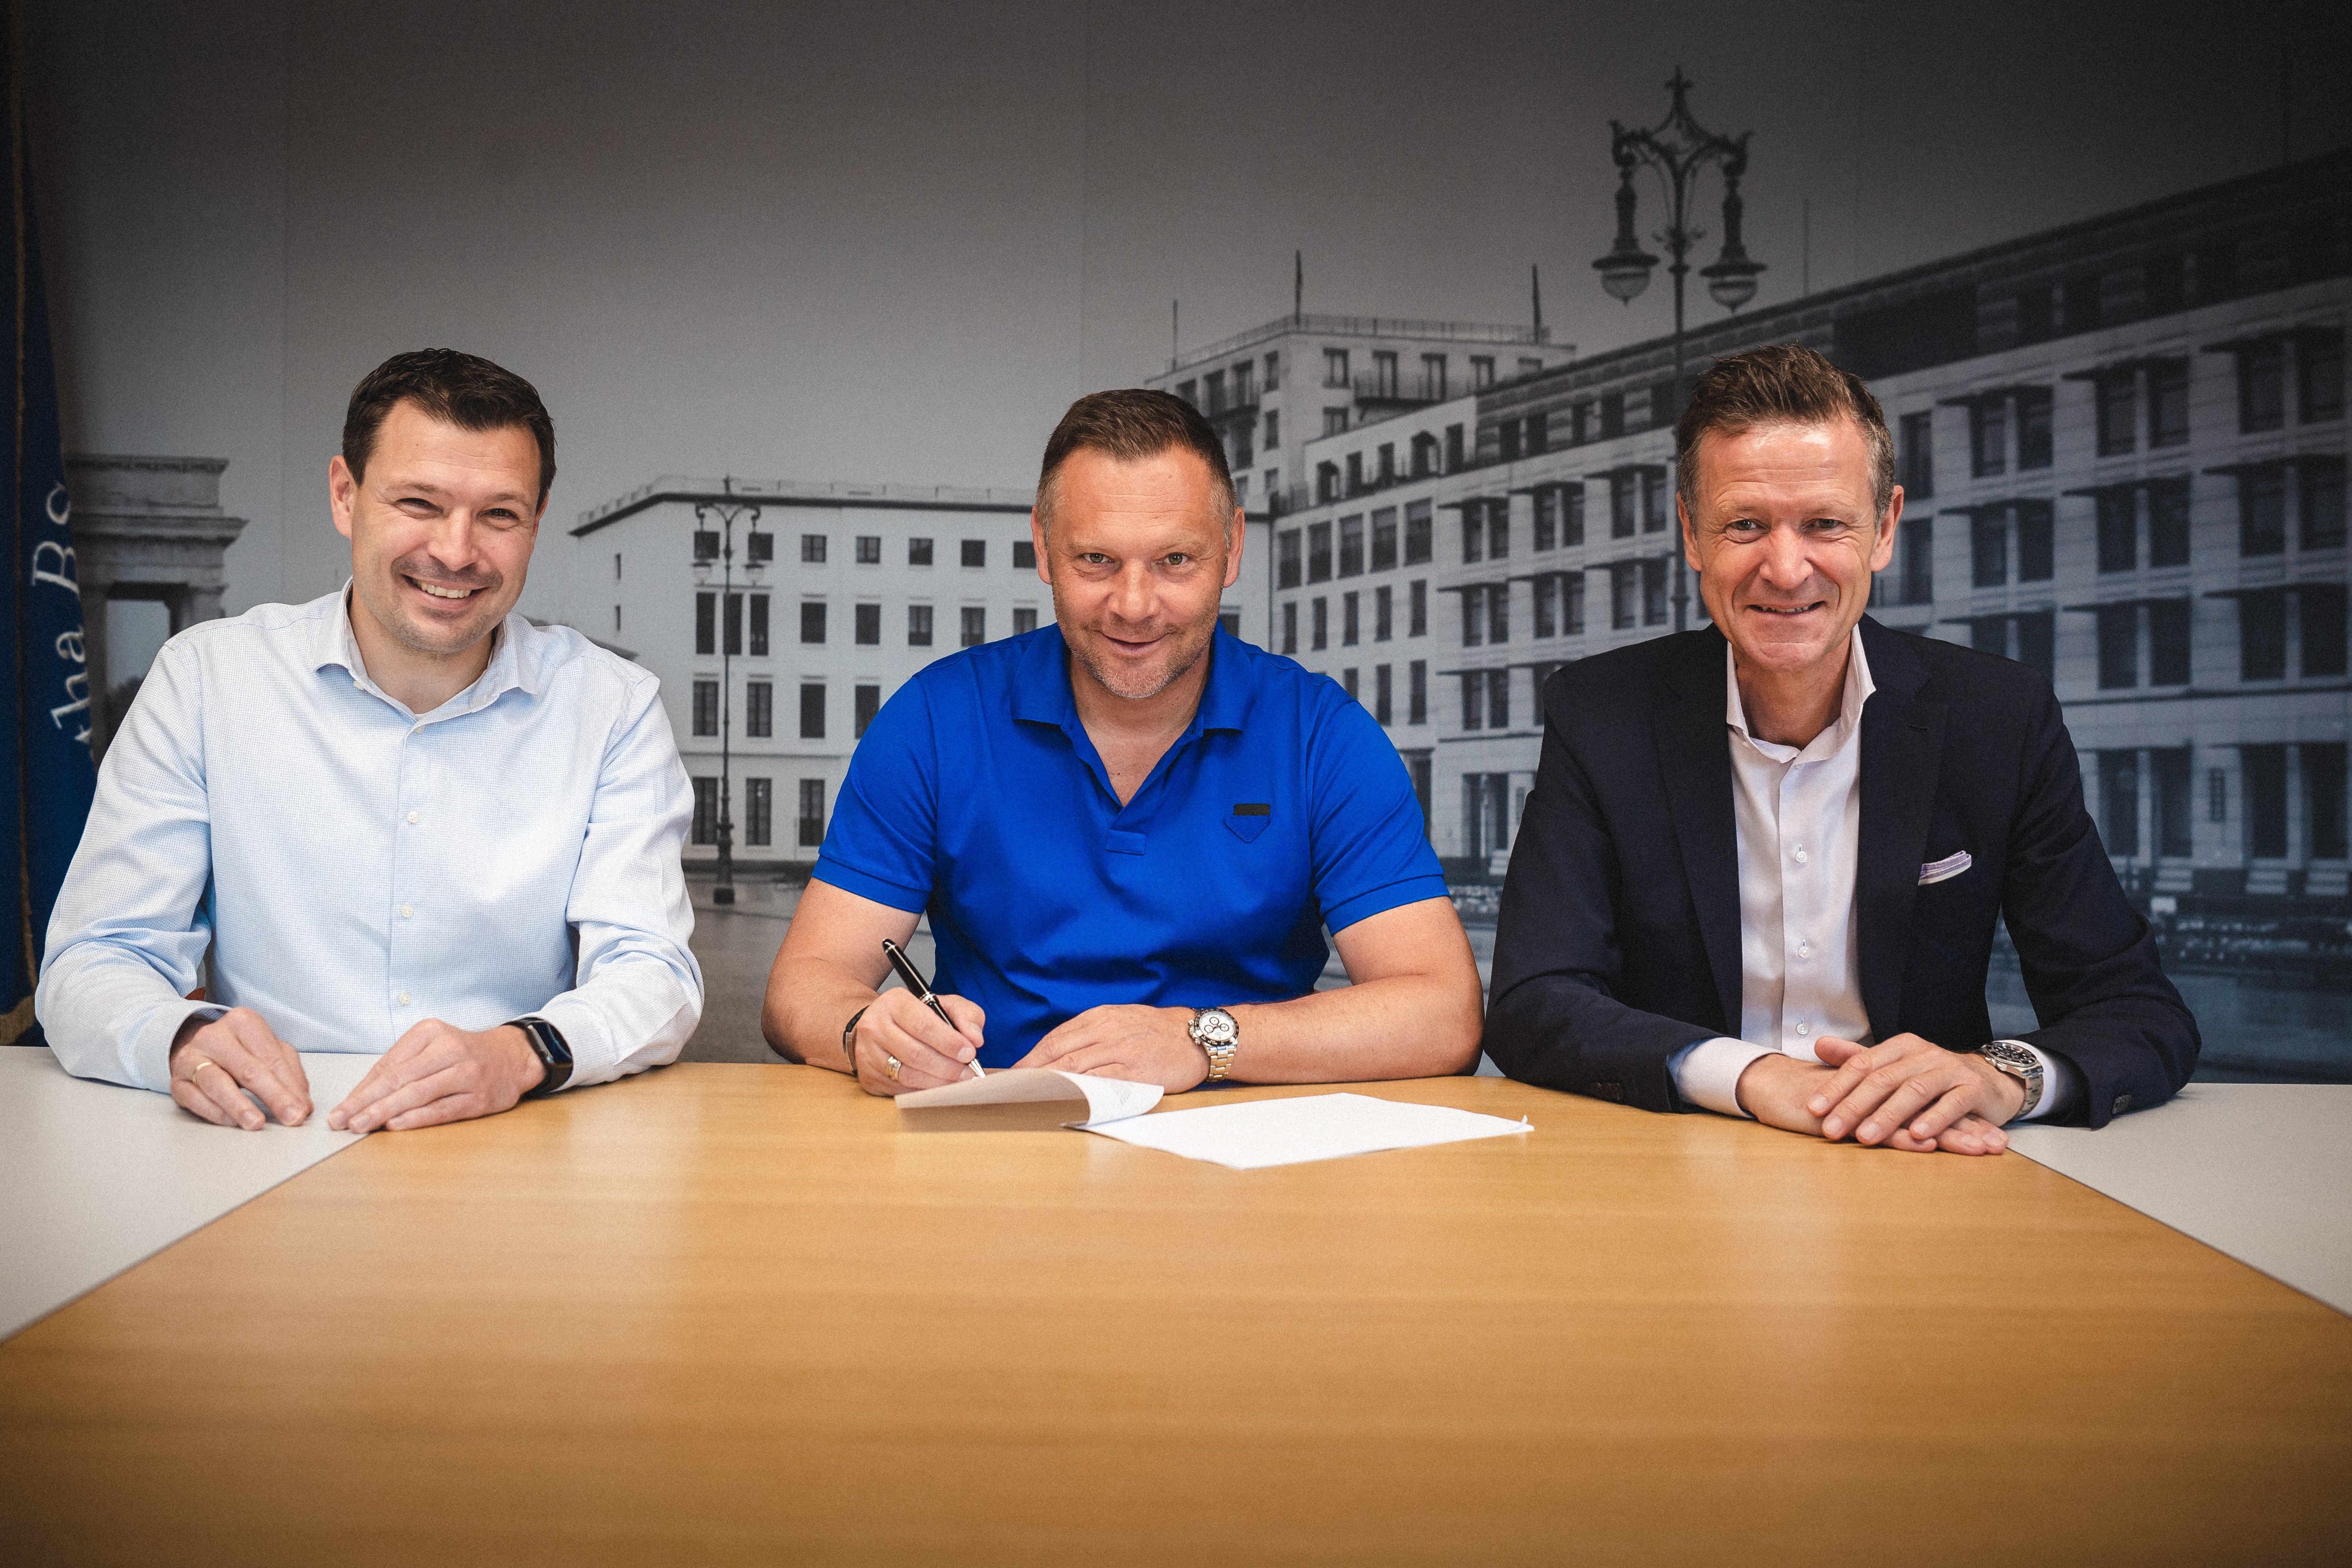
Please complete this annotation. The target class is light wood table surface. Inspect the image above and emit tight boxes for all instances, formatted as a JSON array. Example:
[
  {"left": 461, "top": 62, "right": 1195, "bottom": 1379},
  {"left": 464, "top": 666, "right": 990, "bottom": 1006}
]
[{"left": 2, "top": 1066, "right": 2346, "bottom": 1566}]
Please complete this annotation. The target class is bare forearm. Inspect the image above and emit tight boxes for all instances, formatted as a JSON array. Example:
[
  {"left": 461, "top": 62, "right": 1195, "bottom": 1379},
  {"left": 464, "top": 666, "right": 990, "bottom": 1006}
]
[
  {"left": 1225, "top": 969, "right": 1482, "bottom": 1083},
  {"left": 761, "top": 959, "right": 875, "bottom": 1071}
]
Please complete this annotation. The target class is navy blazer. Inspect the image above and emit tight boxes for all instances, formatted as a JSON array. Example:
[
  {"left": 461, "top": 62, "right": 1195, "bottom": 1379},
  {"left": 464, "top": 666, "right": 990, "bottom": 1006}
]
[{"left": 1483, "top": 618, "right": 2199, "bottom": 1128}]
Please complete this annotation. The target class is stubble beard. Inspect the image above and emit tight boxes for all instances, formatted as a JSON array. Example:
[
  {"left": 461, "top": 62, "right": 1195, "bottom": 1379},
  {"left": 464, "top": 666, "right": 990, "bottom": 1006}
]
[{"left": 362, "top": 551, "right": 507, "bottom": 658}]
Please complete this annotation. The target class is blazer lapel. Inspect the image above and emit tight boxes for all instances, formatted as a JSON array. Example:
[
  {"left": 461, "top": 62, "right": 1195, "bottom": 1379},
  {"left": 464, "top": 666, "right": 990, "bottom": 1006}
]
[
  {"left": 1855, "top": 620, "right": 1946, "bottom": 1038},
  {"left": 1652, "top": 632, "right": 1743, "bottom": 1036}
]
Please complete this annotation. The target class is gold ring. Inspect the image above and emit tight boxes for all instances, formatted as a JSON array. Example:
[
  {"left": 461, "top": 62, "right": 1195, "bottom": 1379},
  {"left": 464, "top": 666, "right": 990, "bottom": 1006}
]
[
  {"left": 192, "top": 1058, "right": 220, "bottom": 1076},
  {"left": 885, "top": 1054, "right": 902, "bottom": 1081}
]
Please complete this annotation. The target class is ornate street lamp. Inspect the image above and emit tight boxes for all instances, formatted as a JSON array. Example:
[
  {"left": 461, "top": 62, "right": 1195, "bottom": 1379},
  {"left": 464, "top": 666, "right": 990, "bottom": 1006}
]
[
  {"left": 1590, "top": 70, "right": 1767, "bottom": 628},
  {"left": 692, "top": 477, "right": 765, "bottom": 906}
]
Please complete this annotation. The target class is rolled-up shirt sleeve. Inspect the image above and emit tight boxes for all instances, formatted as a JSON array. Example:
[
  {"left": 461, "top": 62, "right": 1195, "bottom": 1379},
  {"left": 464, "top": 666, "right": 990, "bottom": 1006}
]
[
  {"left": 532, "top": 679, "right": 703, "bottom": 1087},
  {"left": 37, "top": 643, "right": 224, "bottom": 1092}
]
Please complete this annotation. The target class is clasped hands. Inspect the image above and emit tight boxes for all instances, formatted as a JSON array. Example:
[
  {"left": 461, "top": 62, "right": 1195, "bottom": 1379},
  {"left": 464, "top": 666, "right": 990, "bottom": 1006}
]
[
  {"left": 1734, "top": 1033, "right": 2026, "bottom": 1156},
  {"left": 168, "top": 1007, "right": 546, "bottom": 1133},
  {"left": 845, "top": 988, "right": 1213, "bottom": 1096}
]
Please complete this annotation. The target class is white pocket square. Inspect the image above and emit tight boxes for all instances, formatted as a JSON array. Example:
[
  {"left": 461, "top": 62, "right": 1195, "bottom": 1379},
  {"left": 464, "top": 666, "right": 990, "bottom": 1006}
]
[{"left": 1919, "top": 851, "right": 1972, "bottom": 885}]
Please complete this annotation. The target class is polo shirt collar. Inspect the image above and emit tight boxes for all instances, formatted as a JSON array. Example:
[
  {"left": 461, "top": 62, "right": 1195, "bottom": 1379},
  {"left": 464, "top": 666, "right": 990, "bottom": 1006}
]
[{"left": 1011, "top": 623, "right": 1253, "bottom": 738}]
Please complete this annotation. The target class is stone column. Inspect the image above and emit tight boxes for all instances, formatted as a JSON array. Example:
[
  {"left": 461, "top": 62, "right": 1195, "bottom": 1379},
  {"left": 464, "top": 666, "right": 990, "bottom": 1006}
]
[{"left": 64, "top": 456, "right": 248, "bottom": 760}]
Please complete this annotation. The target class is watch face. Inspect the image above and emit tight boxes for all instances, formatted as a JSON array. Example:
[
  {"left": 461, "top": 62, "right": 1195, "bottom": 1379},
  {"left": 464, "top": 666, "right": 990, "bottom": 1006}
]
[{"left": 1196, "top": 1009, "right": 1238, "bottom": 1046}]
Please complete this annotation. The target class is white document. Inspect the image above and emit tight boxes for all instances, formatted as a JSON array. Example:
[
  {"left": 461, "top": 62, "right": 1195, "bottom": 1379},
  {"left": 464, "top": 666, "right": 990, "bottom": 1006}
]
[
  {"left": 1081, "top": 1091, "right": 1531, "bottom": 1170},
  {"left": 895, "top": 1068, "right": 1164, "bottom": 1130}
]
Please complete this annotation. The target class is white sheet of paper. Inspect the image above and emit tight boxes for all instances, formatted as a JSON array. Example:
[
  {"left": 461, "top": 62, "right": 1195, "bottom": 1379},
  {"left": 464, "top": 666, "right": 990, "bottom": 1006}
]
[
  {"left": 1082, "top": 1091, "right": 1532, "bottom": 1169},
  {"left": 894, "top": 1067, "right": 1164, "bottom": 1126}
]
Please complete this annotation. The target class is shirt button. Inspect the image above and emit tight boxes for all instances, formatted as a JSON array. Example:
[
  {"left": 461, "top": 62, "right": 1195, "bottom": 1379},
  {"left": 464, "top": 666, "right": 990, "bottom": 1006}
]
[
  {"left": 406, "top": 811, "right": 420, "bottom": 824},
  {"left": 397, "top": 992, "right": 411, "bottom": 1006},
  {"left": 400, "top": 906, "right": 413, "bottom": 919},
  {"left": 1792, "top": 845, "right": 1810, "bottom": 864},
  {"left": 1798, "top": 941, "right": 1813, "bottom": 959},
  {"left": 1795, "top": 1021, "right": 1811, "bottom": 1036}
]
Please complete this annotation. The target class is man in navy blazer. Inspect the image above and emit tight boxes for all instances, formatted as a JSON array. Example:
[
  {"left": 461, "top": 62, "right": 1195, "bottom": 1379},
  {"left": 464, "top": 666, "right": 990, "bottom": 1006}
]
[{"left": 1486, "top": 345, "right": 2198, "bottom": 1153}]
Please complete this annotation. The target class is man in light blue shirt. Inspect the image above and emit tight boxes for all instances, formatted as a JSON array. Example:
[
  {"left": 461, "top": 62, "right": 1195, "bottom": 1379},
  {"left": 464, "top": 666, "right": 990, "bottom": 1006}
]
[{"left": 38, "top": 350, "right": 700, "bottom": 1133}]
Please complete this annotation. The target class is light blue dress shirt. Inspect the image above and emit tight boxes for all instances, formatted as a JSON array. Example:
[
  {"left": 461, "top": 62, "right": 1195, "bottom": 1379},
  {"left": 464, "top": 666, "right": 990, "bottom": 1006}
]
[{"left": 37, "top": 588, "right": 701, "bottom": 1093}]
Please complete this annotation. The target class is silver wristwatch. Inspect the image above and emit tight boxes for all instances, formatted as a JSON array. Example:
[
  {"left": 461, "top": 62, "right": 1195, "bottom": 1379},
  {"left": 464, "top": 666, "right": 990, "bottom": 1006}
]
[
  {"left": 1975, "top": 1039, "right": 2044, "bottom": 1121},
  {"left": 1189, "top": 1006, "right": 1240, "bottom": 1081}
]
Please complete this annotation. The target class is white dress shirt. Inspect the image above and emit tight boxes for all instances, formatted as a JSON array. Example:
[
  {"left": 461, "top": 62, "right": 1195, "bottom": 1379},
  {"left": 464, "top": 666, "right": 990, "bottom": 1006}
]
[
  {"left": 38, "top": 588, "right": 702, "bottom": 1093},
  {"left": 1670, "top": 629, "right": 2073, "bottom": 1123}
]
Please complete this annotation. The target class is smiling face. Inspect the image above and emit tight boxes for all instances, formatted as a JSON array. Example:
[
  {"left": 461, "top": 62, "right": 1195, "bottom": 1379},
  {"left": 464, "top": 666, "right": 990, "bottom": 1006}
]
[
  {"left": 1680, "top": 416, "right": 1901, "bottom": 680},
  {"left": 330, "top": 398, "right": 545, "bottom": 668},
  {"left": 1034, "top": 445, "right": 1242, "bottom": 704}
]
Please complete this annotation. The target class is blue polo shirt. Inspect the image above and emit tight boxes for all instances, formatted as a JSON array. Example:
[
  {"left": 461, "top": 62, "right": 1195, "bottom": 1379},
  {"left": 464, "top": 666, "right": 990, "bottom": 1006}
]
[{"left": 812, "top": 625, "right": 1448, "bottom": 1066}]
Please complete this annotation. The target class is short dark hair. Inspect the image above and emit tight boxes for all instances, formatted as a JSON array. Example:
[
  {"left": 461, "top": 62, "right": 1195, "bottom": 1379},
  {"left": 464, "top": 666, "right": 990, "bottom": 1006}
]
[
  {"left": 342, "top": 349, "right": 557, "bottom": 506},
  {"left": 1674, "top": 343, "right": 1895, "bottom": 519},
  {"left": 1035, "top": 388, "right": 1234, "bottom": 529}
]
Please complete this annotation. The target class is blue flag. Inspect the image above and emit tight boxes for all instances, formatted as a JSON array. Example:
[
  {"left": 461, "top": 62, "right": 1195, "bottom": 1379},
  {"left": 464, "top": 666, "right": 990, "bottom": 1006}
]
[{"left": 3, "top": 19, "right": 98, "bottom": 1046}]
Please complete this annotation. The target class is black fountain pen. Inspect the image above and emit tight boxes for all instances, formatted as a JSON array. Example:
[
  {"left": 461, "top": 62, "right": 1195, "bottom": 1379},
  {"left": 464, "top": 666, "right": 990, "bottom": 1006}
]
[{"left": 881, "top": 937, "right": 983, "bottom": 1078}]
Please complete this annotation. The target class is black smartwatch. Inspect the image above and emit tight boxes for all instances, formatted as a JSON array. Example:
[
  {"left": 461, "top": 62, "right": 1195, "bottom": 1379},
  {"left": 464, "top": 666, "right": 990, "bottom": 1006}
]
[{"left": 509, "top": 1016, "right": 573, "bottom": 1097}]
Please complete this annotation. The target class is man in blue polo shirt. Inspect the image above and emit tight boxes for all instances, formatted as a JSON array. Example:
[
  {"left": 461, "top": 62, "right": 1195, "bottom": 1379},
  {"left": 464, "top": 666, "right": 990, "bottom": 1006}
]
[{"left": 762, "top": 389, "right": 1482, "bottom": 1092}]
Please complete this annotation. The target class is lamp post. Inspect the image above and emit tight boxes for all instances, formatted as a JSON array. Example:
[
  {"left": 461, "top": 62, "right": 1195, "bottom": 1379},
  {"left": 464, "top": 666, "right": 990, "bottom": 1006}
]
[
  {"left": 1591, "top": 69, "right": 1766, "bottom": 630},
  {"left": 692, "top": 478, "right": 765, "bottom": 906}
]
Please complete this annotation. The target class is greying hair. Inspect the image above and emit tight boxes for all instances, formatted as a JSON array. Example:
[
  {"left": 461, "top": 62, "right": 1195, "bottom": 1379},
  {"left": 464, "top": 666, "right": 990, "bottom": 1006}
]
[
  {"left": 1035, "top": 388, "right": 1236, "bottom": 531},
  {"left": 1673, "top": 343, "right": 1896, "bottom": 520}
]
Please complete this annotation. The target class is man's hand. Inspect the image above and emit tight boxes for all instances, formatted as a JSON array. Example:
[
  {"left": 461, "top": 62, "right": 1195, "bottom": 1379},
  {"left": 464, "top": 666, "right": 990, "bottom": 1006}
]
[
  {"left": 327, "top": 1020, "right": 546, "bottom": 1133},
  {"left": 1014, "top": 1005, "right": 1207, "bottom": 1092},
  {"left": 1807, "top": 1034, "right": 2022, "bottom": 1155},
  {"left": 1734, "top": 1044, "right": 2013, "bottom": 1155},
  {"left": 168, "top": 1008, "right": 312, "bottom": 1130},
  {"left": 849, "top": 988, "right": 985, "bottom": 1096}
]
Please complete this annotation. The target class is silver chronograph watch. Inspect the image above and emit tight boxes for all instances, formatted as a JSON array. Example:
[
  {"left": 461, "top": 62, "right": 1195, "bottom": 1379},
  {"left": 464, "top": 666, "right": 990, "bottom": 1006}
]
[
  {"left": 1975, "top": 1039, "right": 2044, "bottom": 1121},
  {"left": 1189, "top": 1007, "right": 1240, "bottom": 1081}
]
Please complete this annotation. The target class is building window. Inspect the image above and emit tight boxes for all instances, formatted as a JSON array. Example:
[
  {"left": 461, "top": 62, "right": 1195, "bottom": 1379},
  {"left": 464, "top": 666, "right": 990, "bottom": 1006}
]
[
  {"left": 1599, "top": 392, "right": 1625, "bottom": 440},
  {"left": 1277, "top": 529, "right": 1302, "bottom": 589},
  {"left": 1409, "top": 660, "right": 1427, "bottom": 725},
  {"left": 1265, "top": 410, "right": 1280, "bottom": 449},
  {"left": 745, "top": 777, "right": 772, "bottom": 848},
  {"left": 1342, "top": 591, "right": 1360, "bottom": 646},
  {"left": 1488, "top": 500, "right": 1510, "bottom": 559},
  {"left": 1375, "top": 664, "right": 1393, "bottom": 724},
  {"left": 1461, "top": 671, "right": 1484, "bottom": 731},
  {"left": 1610, "top": 473, "right": 1637, "bottom": 539},
  {"left": 1339, "top": 515, "right": 1364, "bottom": 576},
  {"left": 909, "top": 537, "right": 934, "bottom": 566},
  {"left": 1462, "top": 585, "right": 1483, "bottom": 648},
  {"left": 1323, "top": 408, "right": 1349, "bottom": 438},
  {"left": 2154, "top": 748, "right": 2193, "bottom": 858},
  {"left": 2308, "top": 743, "right": 2349, "bottom": 861},
  {"left": 1373, "top": 585, "right": 1392, "bottom": 642},
  {"left": 2149, "top": 479, "right": 2192, "bottom": 567},
  {"left": 1234, "top": 421, "right": 1254, "bottom": 469},
  {"left": 695, "top": 591, "right": 715, "bottom": 655},
  {"left": 747, "top": 532, "right": 774, "bottom": 567},
  {"left": 2102, "top": 752, "right": 2140, "bottom": 858},
  {"left": 2097, "top": 606, "right": 2138, "bottom": 689},
  {"left": 799, "top": 684, "right": 826, "bottom": 739},
  {"left": 2303, "top": 458, "right": 2347, "bottom": 551},
  {"left": 1499, "top": 420, "right": 1521, "bottom": 464},
  {"left": 1899, "top": 517, "right": 1934, "bottom": 604},
  {"left": 2210, "top": 767, "right": 2228, "bottom": 826},
  {"left": 691, "top": 777, "right": 717, "bottom": 845},
  {"left": 2015, "top": 609, "right": 2055, "bottom": 680},
  {"left": 1265, "top": 350, "right": 1281, "bottom": 390},
  {"left": 1175, "top": 379, "right": 1196, "bottom": 408},
  {"left": 2018, "top": 387, "right": 2053, "bottom": 470},
  {"left": 1347, "top": 453, "right": 1364, "bottom": 495},
  {"left": 1534, "top": 573, "right": 1557, "bottom": 638},
  {"left": 692, "top": 679, "right": 718, "bottom": 737},
  {"left": 1371, "top": 508, "right": 1398, "bottom": 572},
  {"left": 1610, "top": 561, "right": 1639, "bottom": 630},
  {"left": 2149, "top": 600, "right": 2191, "bottom": 686},
  {"left": 1219, "top": 609, "right": 1240, "bottom": 638},
  {"left": 1470, "top": 356, "right": 1495, "bottom": 390},
  {"left": 1371, "top": 351, "right": 1399, "bottom": 398},
  {"left": 1338, "top": 667, "right": 1358, "bottom": 702},
  {"left": 1641, "top": 557, "right": 1669, "bottom": 626},
  {"left": 1405, "top": 501, "right": 1433, "bottom": 564},
  {"left": 1013, "top": 540, "right": 1036, "bottom": 570},
  {"left": 1281, "top": 601, "right": 1298, "bottom": 654},
  {"left": 2239, "top": 467, "right": 2288, "bottom": 556},
  {"left": 2017, "top": 501, "right": 2054, "bottom": 582},
  {"left": 907, "top": 604, "right": 933, "bottom": 646},
  {"left": 746, "top": 680, "right": 773, "bottom": 738},
  {"left": 1420, "top": 354, "right": 1447, "bottom": 401},
  {"left": 2150, "top": 360, "right": 2190, "bottom": 447},
  {"left": 1409, "top": 579, "right": 1427, "bottom": 637},
  {"left": 749, "top": 594, "right": 769, "bottom": 655},
  {"left": 1013, "top": 607, "right": 1039, "bottom": 635},
  {"left": 1489, "top": 668, "right": 1511, "bottom": 729},
  {"left": 798, "top": 779, "right": 827, "bottom": 848},
  {"left": 856, "top": 535, "right": 881, "bottom": 564},
  {"left": 2240, "top": 589, "right": 2287, "bottom": 681},
  {"left": 802, "top": 533, "right": 827, "bottom": 564},
  {"left": 959, "top": 539, "right": 985, "bottom": 568},
  {"left": 1564, "top": 571, "right": 1587, "bottom": 635},
  {"left": 854, "top": 603, "right": 880, "bottom": 645},
  {"left": 1308, "top": 522, "right": 1332, "bottom": 582},
  {"left": 2096, "top": 372, "right": 2138, "bottom": 457},
  {"left": 2239, "top": 340, "right": 2287, "bottom": 433},
  {"left": 724, "top": 592, "right": 744, "bottom": 655},
  {"left": 1972, "top": 512, "right": 2008, "bottom": 587},
  {"left": 2097, "top": 490, "right": 2137, "bottom": 573},
  {"left": 1445, "top": 424, "right": 1465, "bottom": 472},
  {"left": 614, "top": 604, "right": 622, "bottom": 634},
  {"left": 1324, "top": 348, "right": 1349, "bottom": 386},
  {"left": 800, "top": 600, "right": 827, "bottom": 644},
  {"left": 1641, "top": 471, "right": 1668, "bottom": 534},
  {"left": 1489, "top": 581, "right": 1510, "bottom": 643},
  {"left": 854, "top": 684, "right": 881, "bottom": 738},
  {"left": 1971, "top": 398, "right": 2008, "bottom": 478},
  {"left": 614, "top": 552, "right": 623, "bottom": 581},
  {"left": 1899, "top": 410, "right": 1934, "bottom": 499},
  {"left": 2302, "top": 328, "right": 2346, "bottom": 423},
  {"left": 961, "top": 606, "right": 986, "bottom": 647},
  {"left": 2244, "top": 744, "right": 2288, "bottom": 858},
  {"left": 1311, "top": 597, "right": 1329, "bottom": 651},
  {"left": 1462, "top": 504, "right": 1485, "bottom": 565},
  {"left": 1534, "top": 489, "right": 1558, "bottom": 551},
  {"left": 2303, "top": 584, "right": 2348, "bottom": 678}
]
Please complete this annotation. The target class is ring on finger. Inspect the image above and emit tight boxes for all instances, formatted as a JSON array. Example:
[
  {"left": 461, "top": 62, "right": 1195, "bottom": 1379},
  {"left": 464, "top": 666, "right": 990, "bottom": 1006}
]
[
  {"left": 885, "top": 1053, "right": 903, "bottom": 1081},
  {"left": 192, "top": 1058, "right": 221, "bottom": 1077}
]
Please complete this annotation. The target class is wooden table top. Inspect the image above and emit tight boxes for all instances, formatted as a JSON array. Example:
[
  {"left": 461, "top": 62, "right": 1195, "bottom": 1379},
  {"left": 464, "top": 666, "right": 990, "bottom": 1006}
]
[{"left": 3, "top": 1066, "right": 2345, "bottom": 1566}]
